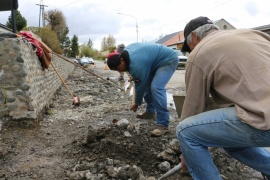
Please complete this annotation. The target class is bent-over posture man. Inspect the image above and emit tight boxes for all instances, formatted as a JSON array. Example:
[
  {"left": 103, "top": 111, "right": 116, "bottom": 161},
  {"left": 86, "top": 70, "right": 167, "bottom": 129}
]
[
  {"left": 107, "top": 42, "right": 178, "bottom": 136},
  {"left": 176, "top": 16, "right": 270, "bottom": 180}
]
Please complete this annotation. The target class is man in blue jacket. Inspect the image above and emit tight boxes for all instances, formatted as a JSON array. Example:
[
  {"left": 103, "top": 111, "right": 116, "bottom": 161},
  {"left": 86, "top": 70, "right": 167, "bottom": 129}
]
[{"left": 107, "top": 42, "right": 178, "bottom": 136}]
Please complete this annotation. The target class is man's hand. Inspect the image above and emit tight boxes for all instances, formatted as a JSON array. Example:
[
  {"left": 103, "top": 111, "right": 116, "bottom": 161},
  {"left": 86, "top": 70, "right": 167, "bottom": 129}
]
[
  {"left": 130, "top": 104, "right": 138, "bottom": 112},
  {"left": 180, "top": 154, "right": 188, "bottom": 173}
]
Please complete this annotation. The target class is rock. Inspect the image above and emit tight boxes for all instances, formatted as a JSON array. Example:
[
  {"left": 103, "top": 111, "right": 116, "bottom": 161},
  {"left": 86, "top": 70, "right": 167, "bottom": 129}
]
[
  {"left": 168, "top": 139, "right": 181, "bottom": 154},
  {"left": 157, "top": 148, "right": 179, "bottom": 164},
  {"left": 86, "top": 125, "right": 97, "bottom": 143},
  {"left": 129, "top": 165, "right": 143, "bottom": 180},
  {"left": 116, "top": 118, "right": 129, "bottom": 129},
  {"left": 124, "top": 131, "right": 132, "bottom": 137},
  {"left": 107, "top": 166, "right": 118, "bottom": 178},
  {"left": 158, "top": 161, "right": 171, "bottom": 172}
]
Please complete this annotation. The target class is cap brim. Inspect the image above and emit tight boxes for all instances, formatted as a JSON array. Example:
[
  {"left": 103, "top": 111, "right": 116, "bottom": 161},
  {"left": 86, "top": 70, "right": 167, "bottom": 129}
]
[{"left": 181, "top": 40, "right": 191, "bottom": 53}]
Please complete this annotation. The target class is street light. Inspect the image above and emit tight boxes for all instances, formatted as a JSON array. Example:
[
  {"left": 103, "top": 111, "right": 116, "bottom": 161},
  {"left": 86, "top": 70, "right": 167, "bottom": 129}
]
[{"left": 117, "top": 13, "right": 138, "bottom": 42}]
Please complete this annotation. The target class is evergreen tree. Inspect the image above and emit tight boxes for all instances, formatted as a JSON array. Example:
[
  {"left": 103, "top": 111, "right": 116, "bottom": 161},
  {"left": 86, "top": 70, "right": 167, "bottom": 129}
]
[
  {"left": 87, "top": 38, "right": 93, "bottom": 48},
  {"left": 6, "top": 10, "right": 27, "bottom": 31},
  {"left": 71, "top": 35, "right": 79, "bottom": 58},
  {"left": 63, "top": 36, "right": 71, "bottom": 57}
]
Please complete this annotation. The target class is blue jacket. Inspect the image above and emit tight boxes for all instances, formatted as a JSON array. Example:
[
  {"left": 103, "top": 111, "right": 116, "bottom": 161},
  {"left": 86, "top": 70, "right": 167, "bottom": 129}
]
[{"left": 125, "top": 42, "right": 178, "bottom": 105}]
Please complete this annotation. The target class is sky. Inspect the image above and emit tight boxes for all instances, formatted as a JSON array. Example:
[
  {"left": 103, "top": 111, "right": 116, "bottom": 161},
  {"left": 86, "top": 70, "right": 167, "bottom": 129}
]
[{"left": 0, "top": 0, "right": 269, "bottom": 51}]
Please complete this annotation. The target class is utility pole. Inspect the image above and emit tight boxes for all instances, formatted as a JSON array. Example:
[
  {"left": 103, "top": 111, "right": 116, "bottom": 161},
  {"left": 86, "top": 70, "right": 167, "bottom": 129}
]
[
  {"left": 117, "top": 13, "right": 138, "bottom": 42},
  {"left": 36, "top": 2, "right": 48, "bottom": 27}
]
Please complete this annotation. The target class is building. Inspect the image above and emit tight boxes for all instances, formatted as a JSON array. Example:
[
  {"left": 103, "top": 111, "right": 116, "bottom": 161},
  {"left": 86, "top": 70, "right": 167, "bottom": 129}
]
[{"left": 252, "top": 24, "right": 270, "bottom": 36}]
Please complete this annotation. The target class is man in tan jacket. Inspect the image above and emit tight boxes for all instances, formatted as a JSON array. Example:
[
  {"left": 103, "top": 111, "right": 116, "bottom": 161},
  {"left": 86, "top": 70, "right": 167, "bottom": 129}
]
[{"left": 176, "top": 16, "right": 270, "bottom": 180}]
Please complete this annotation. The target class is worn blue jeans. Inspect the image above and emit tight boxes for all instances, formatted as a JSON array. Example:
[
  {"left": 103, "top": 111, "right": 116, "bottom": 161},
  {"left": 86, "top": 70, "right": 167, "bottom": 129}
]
[
  {"left": 176, "top": 107, "right": 270, "bottom": 180},
  {"left": 144, "top": 59, "right": 178, "bottom": 127}
]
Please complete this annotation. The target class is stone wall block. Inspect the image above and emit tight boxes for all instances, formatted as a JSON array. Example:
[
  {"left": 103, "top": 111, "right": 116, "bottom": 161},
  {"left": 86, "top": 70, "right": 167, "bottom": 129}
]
[
  {"left": 16, "top": 56, "right": 24, "bottom": 63},
  {"left": 11, "top": 65, "right": 21, "bottom": 72},
  {"left": 6, "top": 97, "right": 16, "bottom": 103},
  {"left": 2, "top": 65, "right": 9, "bottom": 71}
]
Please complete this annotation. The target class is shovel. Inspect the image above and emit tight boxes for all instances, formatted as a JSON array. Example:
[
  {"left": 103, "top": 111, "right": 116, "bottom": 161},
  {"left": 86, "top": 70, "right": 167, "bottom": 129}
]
[
  {"left": 52, "top": 52, "right": 125, "bottom": 91},
  {"left": 158, "top": 147, "right": 217, "bottom": 180},
  {"left": 38, "top": 40, "right": 80, "bottom": 106},
  {"left": 51, "top": 62, "right": 80, "bottom": 106}
]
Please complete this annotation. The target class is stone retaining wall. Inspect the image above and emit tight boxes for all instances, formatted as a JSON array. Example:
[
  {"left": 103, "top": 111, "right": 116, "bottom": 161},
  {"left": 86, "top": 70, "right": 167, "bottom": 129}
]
[{"left": 0, "top": 34, "right": 75, "bottom": 120}]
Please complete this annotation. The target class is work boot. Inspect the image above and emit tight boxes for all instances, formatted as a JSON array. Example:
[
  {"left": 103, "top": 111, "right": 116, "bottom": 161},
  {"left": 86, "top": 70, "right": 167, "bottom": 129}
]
[
  {"left": 151, "top": 125, "right": 169, "bottom": 137},
  {"left": 136, "top": 112, "right": 156, "bottom": 119}
]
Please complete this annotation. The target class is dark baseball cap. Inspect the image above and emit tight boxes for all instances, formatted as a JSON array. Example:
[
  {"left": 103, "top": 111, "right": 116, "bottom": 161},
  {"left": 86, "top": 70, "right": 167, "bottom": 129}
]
[
  {"left": 107, "top": 52, "right": 120, "bottom": 70},
  {"left": 181, "top": 16, "right": 213, "bottom": 52}
]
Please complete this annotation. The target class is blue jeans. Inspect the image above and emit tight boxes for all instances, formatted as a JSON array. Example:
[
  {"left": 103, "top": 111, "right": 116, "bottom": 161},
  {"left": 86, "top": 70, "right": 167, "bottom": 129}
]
[
  {"left": 144, "top": 59, "right": 178, "bottom": 127},
  {"left": 176, "top": 107, "right": 270, "bottom": 180}
]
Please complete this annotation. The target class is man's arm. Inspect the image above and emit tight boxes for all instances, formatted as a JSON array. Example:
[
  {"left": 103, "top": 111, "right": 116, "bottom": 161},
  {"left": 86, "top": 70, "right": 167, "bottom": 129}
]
[{"left": 180, "top": 62, "right": 210, "bottom": 121}]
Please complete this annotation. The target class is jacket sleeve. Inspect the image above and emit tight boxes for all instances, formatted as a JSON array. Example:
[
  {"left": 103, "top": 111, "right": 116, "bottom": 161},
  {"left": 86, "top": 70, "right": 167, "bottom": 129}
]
[{"left": 180, "top": 62, "right": 210, "bottom": 121}]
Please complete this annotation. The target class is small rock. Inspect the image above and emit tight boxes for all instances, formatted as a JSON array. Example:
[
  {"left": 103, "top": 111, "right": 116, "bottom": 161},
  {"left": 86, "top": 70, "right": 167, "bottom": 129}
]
[
  {"left": 158, "top": 161, "right": 171, "bottom": 172},
  {"left": 116, "top": 119, "right": 129, "bottom": 129}
]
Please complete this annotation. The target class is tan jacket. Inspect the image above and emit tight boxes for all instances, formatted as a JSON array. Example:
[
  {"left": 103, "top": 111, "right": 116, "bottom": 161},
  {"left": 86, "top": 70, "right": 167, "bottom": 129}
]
[{"left": 181, "top": 29, "right": 270, "bottom": 130}]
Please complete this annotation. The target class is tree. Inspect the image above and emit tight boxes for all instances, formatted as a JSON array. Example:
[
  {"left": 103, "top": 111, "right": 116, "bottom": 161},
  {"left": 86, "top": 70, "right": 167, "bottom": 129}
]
[
  {"left": 24, "top": 26, "right": 63, "bottom": 54},
  {"left": 87, "top": 38, "right": 93, "bottom": 48},
  {"left": 80, "top": 44, "right": 91, "bottom": 57},
  {"left": 59, "top": 27, "right": 69, "bottom": 48},
  {"left": 45, "top": 9, "right": 69, "bottom": 48},
  {"left": 62, "top": 36, "right": 71, "bottom": 57},
  {"left": 6, "top": 10, "right": 27, "bottom": 31},
  {"left": 71, "top": 35, "right": 79, "bottom": 58},
  {"left": 100, "top": 35, "right": 116, "bottom": 51}
]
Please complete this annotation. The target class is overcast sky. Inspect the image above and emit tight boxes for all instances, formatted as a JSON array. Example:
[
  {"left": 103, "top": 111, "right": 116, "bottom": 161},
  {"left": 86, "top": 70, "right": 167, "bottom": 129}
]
[{"left": 0, "top": 0, "right": 269, "bottom": 50}]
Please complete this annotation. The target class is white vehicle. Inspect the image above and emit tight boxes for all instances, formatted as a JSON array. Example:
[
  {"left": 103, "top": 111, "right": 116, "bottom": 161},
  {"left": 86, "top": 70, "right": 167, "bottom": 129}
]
[
  {"left": 87, "top": 57, "right": 95, "bottom": 65},
  {"left": 80, "top": 57, "right": 94, "bottom": 66},
  {"left": 174, "top": 49, "right": 187, "bottom": 69}
]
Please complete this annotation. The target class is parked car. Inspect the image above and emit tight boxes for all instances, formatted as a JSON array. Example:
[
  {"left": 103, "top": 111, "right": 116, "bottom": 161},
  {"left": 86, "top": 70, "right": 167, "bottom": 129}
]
[
  {"left": 87, "top": 57, "right": 95, "bottom": 65},
  {"left": 174, "top": 49, "right": 188, "bottom": 69},
  {"left": 80, "top": 58, "right": 90, "bottom": 66}
]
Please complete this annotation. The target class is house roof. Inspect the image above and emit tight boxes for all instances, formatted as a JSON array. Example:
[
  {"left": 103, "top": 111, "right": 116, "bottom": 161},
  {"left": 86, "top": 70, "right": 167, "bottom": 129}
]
[
  {"left": 163, "top": 31, "right": 184, "bottom": 46},
  {"left": 155, "top": 31, "right": 181, "bottom": 44},
  {"left": 252, "top": 24, "right": 270, "bottom": 31},
  {"left": 152, "top": 18, "right": 238, "bottom": 47},
  {"left": 213, "top": 18, "right": 236, "bottom": 29}
]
